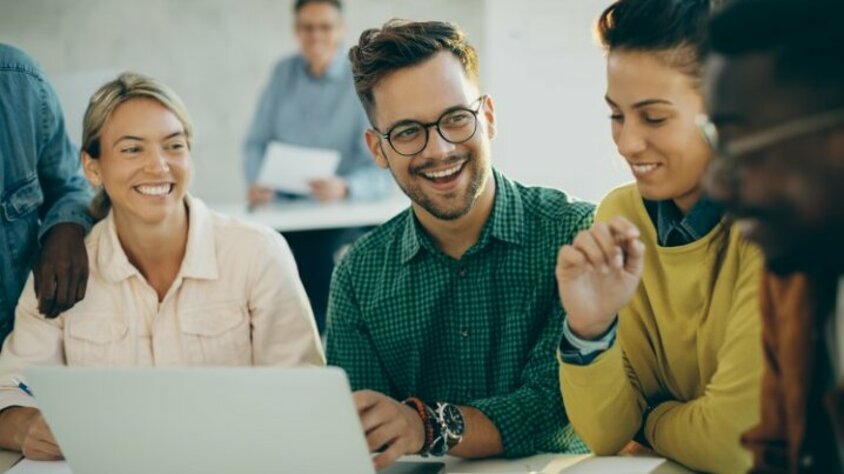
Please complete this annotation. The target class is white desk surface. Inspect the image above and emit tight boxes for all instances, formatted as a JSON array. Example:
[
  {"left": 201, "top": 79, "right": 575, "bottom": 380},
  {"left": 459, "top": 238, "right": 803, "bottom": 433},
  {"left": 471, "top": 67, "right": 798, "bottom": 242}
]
[
  {"left": 2, "top": 451, "right": 694, "bottom": 473},
  {"left": 210, "top": 197, "right": 410, "bottom": 233}
]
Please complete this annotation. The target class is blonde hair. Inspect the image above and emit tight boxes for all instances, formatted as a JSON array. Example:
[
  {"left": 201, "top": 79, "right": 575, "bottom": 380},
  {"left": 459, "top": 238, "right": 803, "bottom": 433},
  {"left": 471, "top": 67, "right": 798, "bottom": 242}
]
[{"left": 82, "top": 72, "right": 194, "bottom": 220}]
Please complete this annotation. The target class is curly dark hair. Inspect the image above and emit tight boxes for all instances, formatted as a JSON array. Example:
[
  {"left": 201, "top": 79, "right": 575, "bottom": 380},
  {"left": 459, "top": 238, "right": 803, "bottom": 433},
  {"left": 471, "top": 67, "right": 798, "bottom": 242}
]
[{"left": 348, "top": 19, "right": 479, "bottom": 125}]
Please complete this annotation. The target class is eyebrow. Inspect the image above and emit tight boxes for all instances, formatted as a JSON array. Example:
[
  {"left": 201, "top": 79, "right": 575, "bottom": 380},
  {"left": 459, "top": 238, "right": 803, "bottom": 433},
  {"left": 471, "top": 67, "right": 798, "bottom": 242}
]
[
  {"left": 604, "top": 96, "right": 674, "bottom": 109},
  {"left": 112, "top": 131, "right": 185, "bottom": 147}
]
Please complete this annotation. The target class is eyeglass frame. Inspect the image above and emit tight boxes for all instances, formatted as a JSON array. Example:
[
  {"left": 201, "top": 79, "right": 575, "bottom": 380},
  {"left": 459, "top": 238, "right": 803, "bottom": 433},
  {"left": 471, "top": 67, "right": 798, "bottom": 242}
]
[
  {"left": 696, "top": 108, "right": 844, "bottom": 175},
  {"left": 373, "top": 95, "right": 487, "bottom": 157}
]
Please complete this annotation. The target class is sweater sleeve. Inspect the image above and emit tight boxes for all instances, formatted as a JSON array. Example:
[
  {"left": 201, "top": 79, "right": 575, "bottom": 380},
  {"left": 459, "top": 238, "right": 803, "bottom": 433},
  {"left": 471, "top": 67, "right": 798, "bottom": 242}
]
[{"left": 642, "top": 244, "right": 763, "bottom": 473}]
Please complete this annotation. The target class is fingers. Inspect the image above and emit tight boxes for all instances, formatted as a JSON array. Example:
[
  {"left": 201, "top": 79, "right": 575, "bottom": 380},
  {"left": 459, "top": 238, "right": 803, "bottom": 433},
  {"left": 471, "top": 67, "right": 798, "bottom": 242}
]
[
  {"left": 363, "top": 419, "right": 399, "bottom": 452},
  {"left": 76, "top": 265, "right": 89, "bottom": 301},
  {"left": 353, "top": 390, "right": 380, "bottom": 414},
  {"left": 36, "top": 269, "right": 58, "bottom": 318},
  {"left": 372, "top": 437, "right": 407, "bottom": 471},
  {"left": 22, "top": 416, "right": 63, "bottom": 461},
  {"left": 53, "top": 264, "right": 72, "bottom": 316}
]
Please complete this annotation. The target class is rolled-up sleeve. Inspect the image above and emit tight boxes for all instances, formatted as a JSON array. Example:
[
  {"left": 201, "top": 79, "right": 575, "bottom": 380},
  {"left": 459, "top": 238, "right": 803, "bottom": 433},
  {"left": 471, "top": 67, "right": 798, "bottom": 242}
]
[{"left": 0, "top": 274, "right": 65, "bottom": 412}]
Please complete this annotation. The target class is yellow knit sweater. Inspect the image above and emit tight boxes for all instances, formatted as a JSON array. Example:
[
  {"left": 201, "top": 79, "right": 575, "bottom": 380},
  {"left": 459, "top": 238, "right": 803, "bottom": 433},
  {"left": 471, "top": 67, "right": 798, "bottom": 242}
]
[{"left": 559, "top": 184, "right": 763, "bottom": 473}]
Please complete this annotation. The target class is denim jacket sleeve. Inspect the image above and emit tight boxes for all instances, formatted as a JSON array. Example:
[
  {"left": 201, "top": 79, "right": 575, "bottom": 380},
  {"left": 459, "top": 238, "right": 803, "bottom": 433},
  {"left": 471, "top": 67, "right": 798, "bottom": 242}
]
[{"left": 35, "top": 73, "right": 93, "bottom": 240}]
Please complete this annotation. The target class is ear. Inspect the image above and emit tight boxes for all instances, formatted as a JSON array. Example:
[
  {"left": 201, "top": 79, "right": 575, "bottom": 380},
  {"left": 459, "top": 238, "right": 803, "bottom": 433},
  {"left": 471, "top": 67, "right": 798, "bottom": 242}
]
[
  {"left": 364, "top": 129, "right": 389, "bottom": 169},
  {"left": 481, "top": 95, "right": 497, "bottom": 141},
  {"left": 81, "top": 151, "right": 102, "bottom": 187}
]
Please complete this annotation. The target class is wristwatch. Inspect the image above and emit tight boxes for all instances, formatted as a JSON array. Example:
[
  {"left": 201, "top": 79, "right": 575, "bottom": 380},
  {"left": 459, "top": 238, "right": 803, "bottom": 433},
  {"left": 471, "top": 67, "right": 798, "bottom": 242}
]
[{"left": 428, "top": 402, "right": 465, "bottom": 456}]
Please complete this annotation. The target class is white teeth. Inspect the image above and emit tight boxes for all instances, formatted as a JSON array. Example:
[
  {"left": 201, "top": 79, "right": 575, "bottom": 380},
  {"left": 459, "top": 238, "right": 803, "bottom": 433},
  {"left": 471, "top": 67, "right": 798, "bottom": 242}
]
[
  {"left": 631, "top": 163, "right": 660, "bottom": 174},
  {"left": 136, "top": 184, "right": 172, "bottom": 196},
  {"left": 423, "top": 163, "right": 463, "bottom": 179}
]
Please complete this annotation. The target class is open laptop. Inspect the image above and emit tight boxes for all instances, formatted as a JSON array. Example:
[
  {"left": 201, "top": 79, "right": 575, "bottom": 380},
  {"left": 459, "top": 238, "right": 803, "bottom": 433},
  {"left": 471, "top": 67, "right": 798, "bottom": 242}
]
[{"left": 24, "top": 366, "right": 445, "bottom": 474}]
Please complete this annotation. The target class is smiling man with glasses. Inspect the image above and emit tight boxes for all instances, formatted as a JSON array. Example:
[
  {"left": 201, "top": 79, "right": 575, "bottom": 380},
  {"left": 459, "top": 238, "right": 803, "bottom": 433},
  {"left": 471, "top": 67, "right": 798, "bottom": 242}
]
[
  {"left": 705, "top": 0, "right": 844, "bottom": 472},
  {"left": 325, "top": 20, "right": 593, "bottom": 470}
]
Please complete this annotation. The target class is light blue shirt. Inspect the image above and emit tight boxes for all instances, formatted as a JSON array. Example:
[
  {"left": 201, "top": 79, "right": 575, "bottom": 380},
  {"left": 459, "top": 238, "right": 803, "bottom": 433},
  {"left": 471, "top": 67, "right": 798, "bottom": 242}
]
[
  {"left": 0, "top": 43, "right": 93, "bottom": 343},
  {"left": 243, "top": 49, "right": 392, "bottom": 200}
]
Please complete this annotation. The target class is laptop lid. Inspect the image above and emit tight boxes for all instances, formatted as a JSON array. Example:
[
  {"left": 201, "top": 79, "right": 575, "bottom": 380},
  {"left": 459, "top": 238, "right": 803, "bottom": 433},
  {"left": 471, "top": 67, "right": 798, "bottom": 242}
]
[{"left": 25, "top": 366, "right": 376, "bottom": 474}]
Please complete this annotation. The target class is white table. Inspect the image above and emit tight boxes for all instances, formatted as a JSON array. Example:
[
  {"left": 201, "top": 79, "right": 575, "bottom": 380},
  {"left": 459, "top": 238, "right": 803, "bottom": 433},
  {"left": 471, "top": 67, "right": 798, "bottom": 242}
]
[
  {"left": 210, "top": 197, "right": 410, "bottom": 233},
  {"left": 1, "top": 451, "right": 695, "bottom": 473}
]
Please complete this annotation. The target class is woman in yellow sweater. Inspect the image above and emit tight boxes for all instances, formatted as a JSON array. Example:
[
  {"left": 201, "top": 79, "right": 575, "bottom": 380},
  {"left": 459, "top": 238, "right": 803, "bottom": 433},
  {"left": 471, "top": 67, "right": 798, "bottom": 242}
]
[{"left": 555, "top": 1, "right": 763, "bottom": 472}]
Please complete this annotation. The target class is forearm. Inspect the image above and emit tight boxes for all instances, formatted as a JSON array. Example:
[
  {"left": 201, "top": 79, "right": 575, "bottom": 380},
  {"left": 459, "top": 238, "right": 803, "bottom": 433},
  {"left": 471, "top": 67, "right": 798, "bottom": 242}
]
[
  {"left": 448, "top": 406, "right": 502, "bottom": 459},
  {"left": 646, "top": 396, "right": 755, "bottom": 473},
  {"left": 0, "top": 407, "right": 37, "bottom": 451},
  {"left": 559, "top": 344, "right": 644, "bottom": 454}
]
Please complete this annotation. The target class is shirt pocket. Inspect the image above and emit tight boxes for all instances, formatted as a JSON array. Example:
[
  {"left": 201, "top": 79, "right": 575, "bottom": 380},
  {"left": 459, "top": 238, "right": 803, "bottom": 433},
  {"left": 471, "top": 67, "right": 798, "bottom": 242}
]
[
  {"left": 65, "top": 314, "right": 132, "bottom": 366},
  {"left": 1, "top": 174, "right": 43, "bottom": 265},
  {"left": 178, "top": 301, "right": 251, "bottom": 366}
]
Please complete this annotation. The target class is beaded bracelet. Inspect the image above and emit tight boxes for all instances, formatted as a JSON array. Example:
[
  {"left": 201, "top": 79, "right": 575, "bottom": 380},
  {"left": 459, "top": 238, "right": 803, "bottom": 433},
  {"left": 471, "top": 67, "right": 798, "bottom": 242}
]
[{"left": 402, "top": 397, "right": 434, "bottom": 455}]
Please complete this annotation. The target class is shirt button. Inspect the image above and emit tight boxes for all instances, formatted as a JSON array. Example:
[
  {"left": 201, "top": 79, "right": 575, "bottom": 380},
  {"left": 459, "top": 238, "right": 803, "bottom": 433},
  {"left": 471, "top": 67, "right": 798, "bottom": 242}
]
[
  {"left": 458, "top": 268, "right": 467, "bottom": 277},
  {"left": 465, "top": 389, "right": 474, "bottom": 399},
  {"left": 460, "top": 327, "right": 469, "bottom": 337},
  {"left": 800, "top": 455, "right": 813, "bottom": 467}
]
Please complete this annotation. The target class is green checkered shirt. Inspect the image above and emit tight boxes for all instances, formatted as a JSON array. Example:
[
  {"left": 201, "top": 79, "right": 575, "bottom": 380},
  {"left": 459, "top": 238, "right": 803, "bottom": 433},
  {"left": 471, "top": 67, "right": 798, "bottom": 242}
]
[{"left": 326, "top": 170, "right": 594, "bottom": 457}]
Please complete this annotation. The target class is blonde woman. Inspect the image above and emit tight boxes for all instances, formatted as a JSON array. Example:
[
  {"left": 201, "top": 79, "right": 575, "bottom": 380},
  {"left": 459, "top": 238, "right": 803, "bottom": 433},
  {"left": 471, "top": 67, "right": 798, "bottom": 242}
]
[{"left": 0, "top": 73, "right": 324, "bottom": 460}]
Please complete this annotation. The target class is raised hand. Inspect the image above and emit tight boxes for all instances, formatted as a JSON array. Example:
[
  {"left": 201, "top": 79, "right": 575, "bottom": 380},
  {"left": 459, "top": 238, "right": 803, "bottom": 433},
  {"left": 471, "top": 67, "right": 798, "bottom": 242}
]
[{"left": 555, "top": 217, "right": 646, "bottom": 340}]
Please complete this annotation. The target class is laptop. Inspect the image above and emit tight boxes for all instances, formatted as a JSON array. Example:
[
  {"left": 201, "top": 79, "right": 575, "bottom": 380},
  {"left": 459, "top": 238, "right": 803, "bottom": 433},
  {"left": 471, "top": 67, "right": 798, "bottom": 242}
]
[{"left": 24, "top": 366, "right": 445, "bottom": 474}]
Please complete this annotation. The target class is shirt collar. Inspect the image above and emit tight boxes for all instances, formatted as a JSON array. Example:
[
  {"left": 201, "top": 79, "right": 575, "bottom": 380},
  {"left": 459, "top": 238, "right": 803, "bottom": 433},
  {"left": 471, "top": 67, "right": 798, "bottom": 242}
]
[
  {"left": 300, "top": 46, "right": 348, "bottom": 82},
  {"left": 96, "top": 194, "right": 219, "bottom": 283},
  {"left": 399, "top": 168, "right": 524, "bottom": 264},
  {"left": 650, "top": 195, "right": 724, "bottom": 246}
]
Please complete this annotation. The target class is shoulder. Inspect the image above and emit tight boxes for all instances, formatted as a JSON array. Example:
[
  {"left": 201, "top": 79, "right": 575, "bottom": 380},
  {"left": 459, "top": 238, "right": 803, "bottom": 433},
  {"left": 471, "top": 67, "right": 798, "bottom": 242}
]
[
  {"left": 0, "top": 44, "right": 44, "bottom": 92},
  {"left": 0, "top": 44, "right": 39, "bottom": 74},
  {"left": 207, "top": 208, "right": 289, "bottom": 257},
  {"left": 595, "top": 183, "right": 642, "bottom": 220},
  {"left": 271, "top": 55, "right": 302, "bottom": 78},
  {"left": 335, "top": 209, "right": 410, "bottom": 274},
  {"left": 506, "top": 176, "right": 596, "bottom": 236}
]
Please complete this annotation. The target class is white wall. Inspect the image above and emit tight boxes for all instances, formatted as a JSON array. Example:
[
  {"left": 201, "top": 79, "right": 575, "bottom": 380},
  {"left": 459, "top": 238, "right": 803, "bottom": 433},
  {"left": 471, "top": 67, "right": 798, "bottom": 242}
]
[
  {"left": 0, "top": 0, "right": 626, "bottom": 205},
  {"left": 483, "top": 0, "right": 629, "bottom": 203},
  {"left": 0, "top": 0, "right": 484, "bottom": 204}
]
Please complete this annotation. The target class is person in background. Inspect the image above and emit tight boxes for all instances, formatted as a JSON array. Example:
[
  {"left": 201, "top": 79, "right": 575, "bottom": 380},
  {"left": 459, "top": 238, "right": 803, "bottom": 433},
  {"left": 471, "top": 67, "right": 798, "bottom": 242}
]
[
  {"left": 705, "top": 0, "right": 844, "bottom": 471},
  {"left": 0, "top": 43, "right": 93, "bottom": 345},
  {"left": 327, "top": 19, "right": 593, "bottom": 470},
  {"left": 243, "top": 0, "right": 393, "bottom": 333},
  {"left": 0, "top": 72, "right": 323, "bottom": 461},
  {"left": 555, "top": 1, "right": 763, "bottom": 472}
]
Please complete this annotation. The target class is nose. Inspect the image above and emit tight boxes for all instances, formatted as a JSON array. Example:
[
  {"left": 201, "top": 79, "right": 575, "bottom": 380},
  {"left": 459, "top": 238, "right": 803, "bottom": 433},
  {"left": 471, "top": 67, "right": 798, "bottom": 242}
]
[
  {"left": 615, "top": 123, "right": 647, "bottom": 158},
  {"left": 419, "top": 125, "right": 457, "bottom": 160},
  {"left": 144, "top": 148, "right": 170, "bottom": 174}
]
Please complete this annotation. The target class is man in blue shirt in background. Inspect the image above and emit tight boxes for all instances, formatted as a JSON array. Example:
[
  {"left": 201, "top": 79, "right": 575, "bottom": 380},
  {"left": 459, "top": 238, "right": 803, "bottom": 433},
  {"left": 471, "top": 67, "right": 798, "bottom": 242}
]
[
  {"left": 244, "top": 0, "right": 391, "bottom": 204},
  {"left": 0, "top": 43, "right": 92, "bottom": 346},
  {"left": 243, "top": 0, "right": 392, "bottom": 332}
]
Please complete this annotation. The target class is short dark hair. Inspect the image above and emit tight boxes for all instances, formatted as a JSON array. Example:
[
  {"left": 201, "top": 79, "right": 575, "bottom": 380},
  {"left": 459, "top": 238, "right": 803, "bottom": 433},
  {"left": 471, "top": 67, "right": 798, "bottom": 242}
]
[
  {"left": 348, "top": 19, "right": 480, "bottom": 125},
  {"left": 597, "top": 0, "right": 715, "bottom": 81},
  {"left": 294, "top": 0, "right": 341, "bottom": 14},
  {"left": 709, "top": 0, "right": 844, "bottom": 109}
]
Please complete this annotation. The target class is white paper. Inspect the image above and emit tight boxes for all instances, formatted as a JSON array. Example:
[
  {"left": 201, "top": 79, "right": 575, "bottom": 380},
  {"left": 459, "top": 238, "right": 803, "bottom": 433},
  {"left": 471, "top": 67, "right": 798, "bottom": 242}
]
[
  {"left": 562, "top": 456, "right": 669, "bottom": 473},
  {"left": 7, "top": 459, "right": 72, "bottom": 474},
  {"left": 256, "top": 142, "right": 340, "bottom": 195}
]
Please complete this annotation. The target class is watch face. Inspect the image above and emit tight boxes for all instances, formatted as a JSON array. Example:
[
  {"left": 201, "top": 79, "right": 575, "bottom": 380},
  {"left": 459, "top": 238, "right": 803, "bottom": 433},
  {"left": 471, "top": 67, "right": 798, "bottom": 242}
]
[{"left": 441, "top": 404, "right": 465, "bottom": 437}]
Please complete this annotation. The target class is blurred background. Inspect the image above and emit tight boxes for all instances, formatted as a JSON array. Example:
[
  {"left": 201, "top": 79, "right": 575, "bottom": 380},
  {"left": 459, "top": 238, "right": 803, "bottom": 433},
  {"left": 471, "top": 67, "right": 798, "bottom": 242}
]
[{"left": 0, "top": 0, "right": 628, "bottom": 205}]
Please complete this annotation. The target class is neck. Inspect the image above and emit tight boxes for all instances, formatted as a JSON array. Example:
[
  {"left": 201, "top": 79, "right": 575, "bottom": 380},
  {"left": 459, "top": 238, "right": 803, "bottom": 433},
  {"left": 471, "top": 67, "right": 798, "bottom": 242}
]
[
  {"left": 673, "top": 186, "right": 703, "bottom": 215},
  {"left": 307, "top": 55, "right": 333, "bottom": 77},
  {"left": 414, "top": 175, "right": 496, "bottom": 260},
  {"left": 113, "top": 201, "right": 189, "bottom": 299}
]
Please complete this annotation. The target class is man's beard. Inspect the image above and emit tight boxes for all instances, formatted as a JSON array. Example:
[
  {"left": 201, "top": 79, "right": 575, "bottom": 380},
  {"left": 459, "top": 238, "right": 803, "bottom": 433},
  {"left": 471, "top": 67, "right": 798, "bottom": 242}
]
[{"left": 391, "top": 151, "right": 490, "bottom": 221}]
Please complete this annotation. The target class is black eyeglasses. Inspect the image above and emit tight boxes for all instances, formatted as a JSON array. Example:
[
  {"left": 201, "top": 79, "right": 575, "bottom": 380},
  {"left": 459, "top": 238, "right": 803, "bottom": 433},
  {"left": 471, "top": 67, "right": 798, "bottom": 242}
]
[
  {"left": 696, "top": 108, "right": 844, "bottom": 177},
  {"left": 375, "top": 96, "right": 486, "bottom": 156}
]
